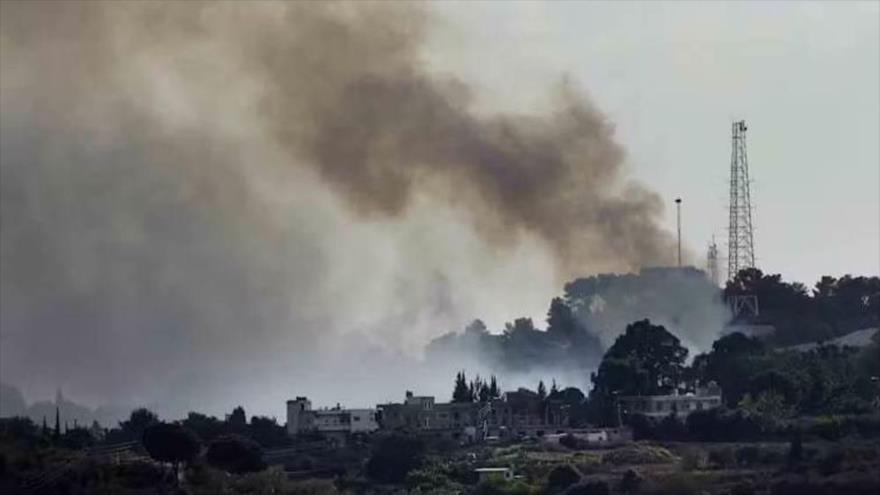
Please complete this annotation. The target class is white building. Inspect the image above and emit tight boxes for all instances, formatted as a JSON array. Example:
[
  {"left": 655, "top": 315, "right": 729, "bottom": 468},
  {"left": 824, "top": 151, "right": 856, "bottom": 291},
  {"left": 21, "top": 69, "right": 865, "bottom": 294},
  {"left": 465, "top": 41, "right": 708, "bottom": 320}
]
[
  {"left": 618, "top": 385, "right": 722, "bottom": 419},
  {"left": 286, "top": 397, "right": 378, "bottom": 437}
]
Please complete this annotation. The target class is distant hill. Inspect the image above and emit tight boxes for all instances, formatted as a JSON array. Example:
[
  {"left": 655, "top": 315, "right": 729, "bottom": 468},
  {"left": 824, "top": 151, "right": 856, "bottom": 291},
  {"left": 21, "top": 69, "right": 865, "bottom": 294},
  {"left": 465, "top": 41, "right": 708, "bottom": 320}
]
[{"left": 0, "top": 382, "right": 130, "bottom": 428}]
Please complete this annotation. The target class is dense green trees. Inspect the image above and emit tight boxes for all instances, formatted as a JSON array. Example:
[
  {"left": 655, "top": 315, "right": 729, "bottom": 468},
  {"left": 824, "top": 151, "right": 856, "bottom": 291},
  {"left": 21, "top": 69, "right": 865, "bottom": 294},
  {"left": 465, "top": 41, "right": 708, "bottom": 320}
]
[
  {"left": 725, "top": 268, "right": 880, "bottom": 346},
  {"left": 105, "top": 408, "right": 160, "bottom": 443},
  {"left": 451, "top": 371, "right": 501, "bottom": 403},
  {"left": 690, "top": 330, "right": 877, "bottom": 418},
  {"left": 142, "top": 422, "right": 201, "bottom": 476},
  {"left": 428, "top": 298, "right": 603, "bottom": 378},
  {"left": 546, "top": 464, "right": 580, "bottom": 492},
  {"left": 366, "top": 434, "right": 425, "bottom": 483},
  {"left": 206, "top": 434, "right": 266, "bottom": 474}
]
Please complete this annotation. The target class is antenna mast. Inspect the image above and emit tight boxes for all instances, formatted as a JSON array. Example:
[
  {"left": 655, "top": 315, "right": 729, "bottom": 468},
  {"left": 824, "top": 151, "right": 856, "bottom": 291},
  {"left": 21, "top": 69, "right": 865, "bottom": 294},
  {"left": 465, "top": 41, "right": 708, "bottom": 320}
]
[
  {"left": 727, "top": 120, "right": 756, "bottom": 281},
  {"left": 675, "top": 198, "right": 682, "bottom": 267},
  {"left": 707, "top": 237, "right": 719, "bottom": 287}
]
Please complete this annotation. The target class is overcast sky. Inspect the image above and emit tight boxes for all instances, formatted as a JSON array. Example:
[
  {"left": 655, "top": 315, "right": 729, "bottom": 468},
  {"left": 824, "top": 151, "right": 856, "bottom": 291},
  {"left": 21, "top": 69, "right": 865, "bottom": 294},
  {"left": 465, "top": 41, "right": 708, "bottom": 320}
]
[
  {"left": 1, "top": 1, "right": 877, "bottom": 419},
  {"left": 427, "top": 0, "right": 880, "bottom": 285}
]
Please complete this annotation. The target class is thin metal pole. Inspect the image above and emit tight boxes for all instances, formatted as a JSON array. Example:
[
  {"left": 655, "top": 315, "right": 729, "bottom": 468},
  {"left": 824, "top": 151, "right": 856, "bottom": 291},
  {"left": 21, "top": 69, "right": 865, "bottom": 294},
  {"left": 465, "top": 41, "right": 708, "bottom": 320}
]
[{"left": 675, "top": 198, "right": 682, "bottom": 267}]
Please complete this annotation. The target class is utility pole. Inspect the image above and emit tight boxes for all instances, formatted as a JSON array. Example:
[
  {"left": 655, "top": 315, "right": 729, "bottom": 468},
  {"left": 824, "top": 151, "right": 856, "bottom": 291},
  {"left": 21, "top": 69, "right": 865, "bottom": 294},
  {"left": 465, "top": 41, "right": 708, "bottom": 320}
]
[{"left": 675, "top": 198, "right": 682, "bottom": 267}]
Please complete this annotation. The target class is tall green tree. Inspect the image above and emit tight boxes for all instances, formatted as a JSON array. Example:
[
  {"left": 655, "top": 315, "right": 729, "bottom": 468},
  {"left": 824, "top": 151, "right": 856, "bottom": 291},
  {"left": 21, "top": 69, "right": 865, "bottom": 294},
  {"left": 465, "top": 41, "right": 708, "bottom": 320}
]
[
  {"left": 228, "top": 406, "right": 247, "bottom": 429},
  {"left": 547, "top": 297, "right": 580, "bottom": 339},
  {"left": 142, "top": 423, "right": 201, "bottom": 479},
  {"left": 206, "top": 434, "right": 265, "bottom": 474},
  {"left": 488, "top": 375, "right": 499, "bottom": 399},
  {"left": 696, "top": 332, "right": 766, "bottom": 406},
  {"left": 452, "top": 371, "right": 470, "bottom": 403},
  {"left": 119, "top": 408, "right": 159, "bottom": 442},
  {"left": 53, "top": 408, "right": 60, "bottom": 439},
  {"left": 589, "top": 320, "right": 688, "bottom": 425}
]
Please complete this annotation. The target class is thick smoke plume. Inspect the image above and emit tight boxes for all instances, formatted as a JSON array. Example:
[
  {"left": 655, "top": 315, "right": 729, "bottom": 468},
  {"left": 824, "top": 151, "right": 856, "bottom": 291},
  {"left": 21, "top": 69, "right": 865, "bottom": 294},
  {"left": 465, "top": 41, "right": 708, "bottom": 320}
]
[{"left": 1, "top": 1, "right": 679, "bottom": 418}]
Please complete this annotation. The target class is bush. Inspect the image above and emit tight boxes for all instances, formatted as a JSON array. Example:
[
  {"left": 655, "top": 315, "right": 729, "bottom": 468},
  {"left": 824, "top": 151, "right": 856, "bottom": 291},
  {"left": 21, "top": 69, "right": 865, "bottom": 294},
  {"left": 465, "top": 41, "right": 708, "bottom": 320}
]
[
  {"left": 474, "top": 478, "right": 539, "bottom": 495},
  {"left": 365, "top": 434, "right": 425, "bottom": 484},
  {"left": 811, "top": 416, "right": 844, "bottom": 440},
  {"left": 617, "top": 469, "right": 643, "bottom": 494},
  {"left": 731, "top": 482, "right": 757, "bottom": 495},
  {"left": 559, "top": 434, "right": 580, "bottom": 450},
  {"left": 818, "top": 448, "right": 845, "bottom": 475},
  {"left": 565, "top": 480, "right": 610, "bottom": 495},
  {"left": 547, "top": 465, "right": 580, "bottom": 492},
  {"left": 142, "top": 422, "right": 201, "bottom": 471},
  {"left": 640, "top": 473, "right": 700, "bottom": 495},
  {"left": 206, "top": 434, "right": 266, "bottom": 474},
  {"left": 679, "top": 448, "right": 704, "bottom": 471},
  {"left": 687, "top": 408, "right": 769, "bottom": 441},
  {"left": 708, "top": 446, "right": 735, "bottom": 467},
  {"left": 603, "top": 445, "right": 676, "bottom": 465}
]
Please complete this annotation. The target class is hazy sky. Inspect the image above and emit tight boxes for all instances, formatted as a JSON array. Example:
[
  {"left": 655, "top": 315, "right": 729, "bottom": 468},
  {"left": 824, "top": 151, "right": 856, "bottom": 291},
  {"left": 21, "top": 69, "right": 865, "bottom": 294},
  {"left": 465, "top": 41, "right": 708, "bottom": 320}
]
[
  {"left": 1, "top": 1, "right": 877, "bottom": 420},
  {"left": 427, "top": 0, "right": 880, "bottom": 285}
]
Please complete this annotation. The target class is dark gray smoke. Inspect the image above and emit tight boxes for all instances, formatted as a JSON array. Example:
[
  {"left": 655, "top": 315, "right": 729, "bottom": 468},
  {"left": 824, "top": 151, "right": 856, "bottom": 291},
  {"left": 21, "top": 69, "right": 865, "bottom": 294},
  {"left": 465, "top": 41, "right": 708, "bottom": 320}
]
[{"left": 0, "top": 1, "right": 678, "bottom": 419}]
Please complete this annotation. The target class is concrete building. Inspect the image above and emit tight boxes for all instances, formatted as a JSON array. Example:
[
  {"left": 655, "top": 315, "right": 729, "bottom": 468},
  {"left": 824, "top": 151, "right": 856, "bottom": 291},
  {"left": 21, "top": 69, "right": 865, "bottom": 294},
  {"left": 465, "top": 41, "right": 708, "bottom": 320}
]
[
  {"left": 377, "top": 391, "right": 479, "bottom": 438},
  {"left": 378, "top": 388, "right": 571, "bottom": 441},
  {"left": 286, "top": 397, "right": 378, "bottom": 440},
  {"left": 617, "top": 385, "right": 722, "bottom": 420}
]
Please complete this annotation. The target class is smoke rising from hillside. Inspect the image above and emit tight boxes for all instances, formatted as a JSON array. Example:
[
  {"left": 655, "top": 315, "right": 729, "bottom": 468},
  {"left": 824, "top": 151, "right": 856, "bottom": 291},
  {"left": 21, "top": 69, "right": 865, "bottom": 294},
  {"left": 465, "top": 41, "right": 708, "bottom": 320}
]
[{"left": 1, "top": 1, "right": 679, "bottom": 418}]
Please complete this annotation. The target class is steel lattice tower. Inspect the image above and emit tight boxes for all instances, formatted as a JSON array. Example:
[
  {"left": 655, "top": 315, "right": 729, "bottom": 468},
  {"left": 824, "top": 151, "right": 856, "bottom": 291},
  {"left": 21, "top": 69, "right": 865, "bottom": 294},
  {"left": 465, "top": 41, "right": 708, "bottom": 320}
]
[
  {"left": 707, "top": 237, "right": 720, "bottom": 287},
  {"left": 727, "top": 120, "right": 756, "bottom": 281}
]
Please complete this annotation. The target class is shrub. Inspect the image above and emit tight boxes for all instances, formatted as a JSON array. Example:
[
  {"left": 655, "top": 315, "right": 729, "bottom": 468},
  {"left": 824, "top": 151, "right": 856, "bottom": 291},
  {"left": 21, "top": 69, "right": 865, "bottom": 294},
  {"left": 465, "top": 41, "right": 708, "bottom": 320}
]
[
  {"left": 811, "top": 416, "right": 844, "bottom": 440},
  {"left": 547, "top": 465, "right": 580, "bottom": 492},
  {"left": 617, "top": 469, "right": 643, "bottom": 494},
  {"left": 603, "top": 445, "right": 676, "bottom": 465},
  {"left": 474, "top": 479, "right": 539, "bottom": 495},
  {"left": 559, "top": 434, "right": 580, "bottom": 450},
  {"left": 687, "top": 408, "right": 768, "bottom": 441},
  {"left": 679, "top": 448, "right": 704, "bottom": 471},
  {"left": 142, "top": 422, "right": 201, "bottom": 473},
  {"left": 365, "top": 434, "right": 425, "bottom": 484},
  {"left": 708, "top": 446, "right": 735, "bottom": 467},
  {"left": 655, "top": 414, "right": 688, "bottom": 441},
  {"left": 817, "top": 448, "right": 844, "bottom": 476},
  {"left": 565, "top": 480, "right": 610, "bottom": 495},
  {"left": 735, "top": 446, "right": 759, "bottom": 466},
  {"left": 640, "top": 473, "right": 700, "bottom": 495},
  {"left": 206, "top": 434, "right": 266, "bottom": 474},
  {"left": 731, "top": 482, "right": 757, "bottom": 495}
]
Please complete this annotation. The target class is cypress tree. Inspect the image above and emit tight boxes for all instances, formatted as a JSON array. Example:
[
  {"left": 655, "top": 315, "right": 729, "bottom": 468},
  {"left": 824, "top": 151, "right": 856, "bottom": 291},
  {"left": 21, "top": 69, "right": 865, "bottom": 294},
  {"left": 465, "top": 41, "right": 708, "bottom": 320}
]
[{"left": 452, "top": 371, "right": 470, "bottom": 403}]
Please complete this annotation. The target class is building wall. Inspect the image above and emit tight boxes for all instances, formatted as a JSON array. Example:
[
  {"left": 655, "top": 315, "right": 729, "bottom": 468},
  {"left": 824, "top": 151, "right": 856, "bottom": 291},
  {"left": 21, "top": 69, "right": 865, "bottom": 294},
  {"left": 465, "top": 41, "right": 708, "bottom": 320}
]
[
  {"left": 287, "top": 397, "right": 377, "bottom": 436},
  {"left": 619, "top": 394, "right": 722, "bottom": 419},
  {"left": 286, "top": 397, "right": 312, "bottom": 436},
  {"left": 346, "top": 408, "right": 379, "bottom": 433}
]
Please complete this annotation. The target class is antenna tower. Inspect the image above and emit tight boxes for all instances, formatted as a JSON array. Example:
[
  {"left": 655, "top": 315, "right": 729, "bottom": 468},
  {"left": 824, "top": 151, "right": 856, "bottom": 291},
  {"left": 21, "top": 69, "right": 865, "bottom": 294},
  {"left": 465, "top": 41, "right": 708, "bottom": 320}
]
[
  {"left": 707, "top": 237, "right": 719, "bottom": 286},
  {"left": 727, "top": 120, "right": 756, "bottom": 281}
]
